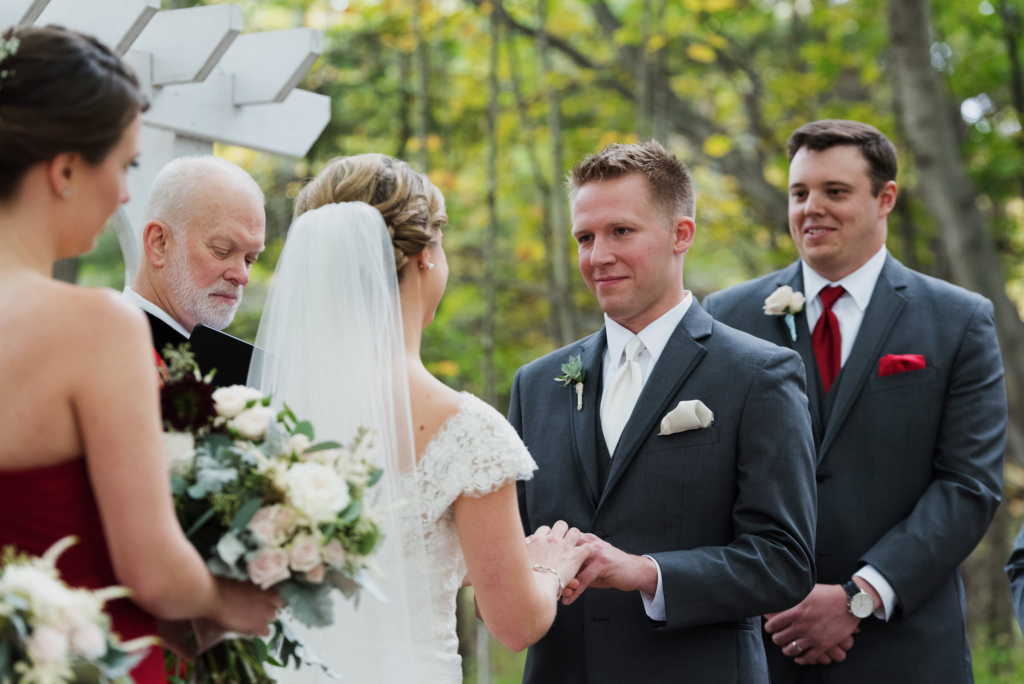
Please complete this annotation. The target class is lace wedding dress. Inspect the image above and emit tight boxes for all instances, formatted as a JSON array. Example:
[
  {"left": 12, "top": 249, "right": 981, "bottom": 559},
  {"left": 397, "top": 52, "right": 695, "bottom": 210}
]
[{"left": 401, "top": 391, "right": 537, "bottom": 683}]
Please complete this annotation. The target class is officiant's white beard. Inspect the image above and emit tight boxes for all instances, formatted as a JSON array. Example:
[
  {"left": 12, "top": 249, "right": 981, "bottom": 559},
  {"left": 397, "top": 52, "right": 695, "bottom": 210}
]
[{"left": 165, "top": 247, "right": 243, "bottom": 331}]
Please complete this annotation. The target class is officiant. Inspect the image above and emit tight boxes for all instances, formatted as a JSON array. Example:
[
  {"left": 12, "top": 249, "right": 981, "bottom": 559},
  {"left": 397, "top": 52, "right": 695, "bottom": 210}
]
[{"left": 123, "top": 155, "right": 265, "bottom": 384}]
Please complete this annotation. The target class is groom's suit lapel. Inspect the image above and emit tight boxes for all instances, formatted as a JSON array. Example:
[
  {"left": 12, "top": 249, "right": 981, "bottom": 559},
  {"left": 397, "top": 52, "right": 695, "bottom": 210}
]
[
  {"left": 817, "top": 255, "right": 909, "bottom": 463},
  {"left": 595, "top": 304, "right": 712, "bottom": 514},
  {"left": 568, "top": 329, "right": 606, "bottom": 509}
]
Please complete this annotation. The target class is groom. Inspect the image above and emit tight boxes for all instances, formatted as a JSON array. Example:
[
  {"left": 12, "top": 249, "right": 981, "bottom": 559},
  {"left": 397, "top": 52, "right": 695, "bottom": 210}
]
[{"left": 510, "top": 141, "right": 818, "bottom": 683}]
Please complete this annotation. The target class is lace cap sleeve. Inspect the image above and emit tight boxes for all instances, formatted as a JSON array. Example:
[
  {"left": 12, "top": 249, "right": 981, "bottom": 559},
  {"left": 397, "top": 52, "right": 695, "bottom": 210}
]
[{"left": 418, "top": 393, "right": 537, "bottom": 522}]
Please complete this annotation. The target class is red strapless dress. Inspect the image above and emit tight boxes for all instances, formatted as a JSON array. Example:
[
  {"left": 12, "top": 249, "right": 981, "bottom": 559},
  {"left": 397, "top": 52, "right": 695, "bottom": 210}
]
[{"left": 0, "top": 458, "right": 166, "bottom": 683}]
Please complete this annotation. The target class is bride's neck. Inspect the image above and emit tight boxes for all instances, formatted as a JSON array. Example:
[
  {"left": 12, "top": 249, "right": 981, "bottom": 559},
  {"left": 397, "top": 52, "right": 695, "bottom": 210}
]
[
  {"left": 0, "top": 203, "right": 59, "bottom": 277},
  {"left": 400, "top": 281, "right": 426, "bottom": 371}
]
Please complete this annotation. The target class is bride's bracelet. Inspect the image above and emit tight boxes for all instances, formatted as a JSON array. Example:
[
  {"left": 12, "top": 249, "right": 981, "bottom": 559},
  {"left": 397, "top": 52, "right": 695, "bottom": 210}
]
[{"left": 531, "top": 564, "right": 565, "bottom": 600}]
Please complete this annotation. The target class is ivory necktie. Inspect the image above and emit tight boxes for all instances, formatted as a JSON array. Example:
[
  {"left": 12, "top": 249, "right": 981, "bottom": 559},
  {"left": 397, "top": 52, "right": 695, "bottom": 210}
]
[
  {"left": 812, "top": 285, "right": 846, "bottom": 393},
  {"left": 602, "top": 336, "right": 645, "bottom": 455}
]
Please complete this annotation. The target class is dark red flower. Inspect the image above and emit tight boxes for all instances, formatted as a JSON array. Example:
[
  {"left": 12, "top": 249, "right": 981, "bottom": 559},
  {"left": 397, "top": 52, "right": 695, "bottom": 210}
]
[{"left": 160, "top": 374, "right": 216, "bottom": 433}]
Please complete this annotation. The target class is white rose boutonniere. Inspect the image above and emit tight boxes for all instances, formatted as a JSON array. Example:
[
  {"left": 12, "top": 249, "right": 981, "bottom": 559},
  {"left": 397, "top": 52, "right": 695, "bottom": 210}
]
[
  {"left": 555, "top": 355, "right": 586, "bottom": 410},
  {"left": 763, "top": 286, "right": 805, "bottom": 342}
]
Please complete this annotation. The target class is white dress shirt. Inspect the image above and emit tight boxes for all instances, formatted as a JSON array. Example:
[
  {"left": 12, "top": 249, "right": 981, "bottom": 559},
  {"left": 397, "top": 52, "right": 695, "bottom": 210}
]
[
  {"left": 122, "top": 287, "right": 191, "bottom": 340},
  {"left": 801, "top": 245, "right": 897, "bottom": 621},
  {"left": 600, "top": 294, "right": 692, "bottom": 622}
]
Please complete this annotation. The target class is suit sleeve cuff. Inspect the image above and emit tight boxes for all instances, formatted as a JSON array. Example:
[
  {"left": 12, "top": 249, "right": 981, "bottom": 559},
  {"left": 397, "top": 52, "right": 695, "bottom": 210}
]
[
  {"left": 854, "top": 565, "right": 898, "bottom": 621},
  {"left": 640, "top": 555, "right": 666, "bottom": 621}
]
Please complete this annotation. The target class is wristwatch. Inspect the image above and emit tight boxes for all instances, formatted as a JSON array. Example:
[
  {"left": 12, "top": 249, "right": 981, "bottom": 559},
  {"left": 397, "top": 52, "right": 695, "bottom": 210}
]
[{"left": 842, "top": 580, "right": 874, "bottom": 619}]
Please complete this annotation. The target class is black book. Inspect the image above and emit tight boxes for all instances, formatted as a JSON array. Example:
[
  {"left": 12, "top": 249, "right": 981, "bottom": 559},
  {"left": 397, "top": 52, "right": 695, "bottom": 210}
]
[{"left": 189, "top": 324, "right": 261, "bottom": 389}]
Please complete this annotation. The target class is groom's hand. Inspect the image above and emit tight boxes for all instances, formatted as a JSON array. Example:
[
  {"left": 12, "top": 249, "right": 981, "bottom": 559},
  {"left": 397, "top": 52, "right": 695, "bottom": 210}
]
[
  {"left": 763, "top": 583, "right": 860, "bottom": 665},
  {"left": 560, "top": 534, "right": 658, "bottom": 606}
]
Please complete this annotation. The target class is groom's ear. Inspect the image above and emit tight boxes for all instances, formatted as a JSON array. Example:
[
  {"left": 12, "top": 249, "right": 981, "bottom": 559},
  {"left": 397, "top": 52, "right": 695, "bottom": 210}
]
[
  {"left": 141, "top": 220, "right": 172, "bottom": 268},
  {"left": 671, "top": 216, "right": 696, "bottom": 256}
]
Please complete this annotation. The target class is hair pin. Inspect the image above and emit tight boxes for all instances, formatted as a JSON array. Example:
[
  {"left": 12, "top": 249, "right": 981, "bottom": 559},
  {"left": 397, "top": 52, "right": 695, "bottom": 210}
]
[{"left": 0, "top": 36, "right": 20, "bottom": 90}]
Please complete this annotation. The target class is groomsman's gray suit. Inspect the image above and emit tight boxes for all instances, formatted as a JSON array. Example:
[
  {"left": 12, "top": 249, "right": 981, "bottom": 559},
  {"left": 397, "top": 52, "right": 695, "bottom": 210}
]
[
  {"left": 1004, "top": 523, "right": 1024, "bottom": 633},
  {"left": 704, "top": 254, "right": 1006, "bottom": 684},
  {"left": 509, "top": 302, "right": 817, "bottom": 684}
]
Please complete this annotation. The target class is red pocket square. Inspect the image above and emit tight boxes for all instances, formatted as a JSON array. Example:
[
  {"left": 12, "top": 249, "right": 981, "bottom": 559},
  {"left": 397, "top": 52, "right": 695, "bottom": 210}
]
[{"left": 878, "top": 354, "right": 926, "bottom": 377}]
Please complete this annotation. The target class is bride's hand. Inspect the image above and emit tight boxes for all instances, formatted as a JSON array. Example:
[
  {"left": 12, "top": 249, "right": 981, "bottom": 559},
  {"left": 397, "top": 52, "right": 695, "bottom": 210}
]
[
  {"left": 526, "top": 521, "right": 591, "bottom": 595},
  {"left": 207, "top": 578, "right": 283, "bottom": 637}
]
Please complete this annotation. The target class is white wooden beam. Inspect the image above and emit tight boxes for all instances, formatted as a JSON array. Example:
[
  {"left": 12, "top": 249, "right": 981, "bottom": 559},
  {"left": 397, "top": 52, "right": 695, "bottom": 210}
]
[
  {"left": 144, "top": 71, "right": 330, "bottom": 158},
  {"left": 216, "top": 28, "right": 322, "bottom": 105},
  {"left": 133, "top": 5, "right": 241, "bottom": 86},
  {"left": 35, "top": 0, "right": 159, "bottom": 55},
  {"left": 0, "top": 0, "right": 50, "bottom": 30}
]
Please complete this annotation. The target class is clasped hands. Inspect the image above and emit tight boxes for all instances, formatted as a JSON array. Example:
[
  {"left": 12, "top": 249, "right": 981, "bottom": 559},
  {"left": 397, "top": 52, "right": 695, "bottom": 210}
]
[
  {"left": 525, "top": 529, "right": 658, "bottom": 604},
  {"left": 763, "top": 578, "right": 880, "bottom": 666}
]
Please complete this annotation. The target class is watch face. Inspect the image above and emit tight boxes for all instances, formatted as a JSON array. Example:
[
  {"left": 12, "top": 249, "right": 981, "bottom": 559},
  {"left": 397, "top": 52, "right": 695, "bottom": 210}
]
[{"left": 850, "top": 592, "right": 874, "bottom": 619}]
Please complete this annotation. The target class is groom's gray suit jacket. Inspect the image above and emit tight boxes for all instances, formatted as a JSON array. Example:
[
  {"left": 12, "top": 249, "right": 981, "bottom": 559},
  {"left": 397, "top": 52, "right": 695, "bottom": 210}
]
[
  {"left": 510, "top": 303, "right": 817, "bottom": 684},
  {"left": 704, "top": 255, "right": 1006, "bottom": 684}
]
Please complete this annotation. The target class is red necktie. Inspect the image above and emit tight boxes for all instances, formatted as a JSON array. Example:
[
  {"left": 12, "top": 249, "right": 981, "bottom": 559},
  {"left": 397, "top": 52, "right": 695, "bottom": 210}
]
[{"left": 812, "top": 286, "right": 845, "bottom": 394}]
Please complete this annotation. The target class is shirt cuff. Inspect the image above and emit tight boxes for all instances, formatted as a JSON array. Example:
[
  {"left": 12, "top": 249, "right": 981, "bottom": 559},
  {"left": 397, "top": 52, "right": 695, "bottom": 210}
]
[
  {"left": 854, "top": 565, "right": 898, "bottom": 621},
  {"left": 639, "top": 555, "right": 666, "bottom": 621}
]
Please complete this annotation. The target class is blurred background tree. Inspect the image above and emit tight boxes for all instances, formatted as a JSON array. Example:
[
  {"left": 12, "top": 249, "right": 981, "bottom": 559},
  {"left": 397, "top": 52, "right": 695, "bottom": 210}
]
[{"left": 71, "top": 0, "right": 1024, "bottom": 679}]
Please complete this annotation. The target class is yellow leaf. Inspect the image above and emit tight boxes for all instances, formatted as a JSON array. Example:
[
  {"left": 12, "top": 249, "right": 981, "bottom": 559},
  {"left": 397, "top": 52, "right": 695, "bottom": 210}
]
[
  {"left": 683, "top": 0, "right": 701, "bottom": 10},
  {"left": 686, "top": 44, "right": 717, "bottom": 64},
  {"left": 428, "top": 360, "right": 460, "bottom": 378},
  {"left": 705, "top": 33, "right": 728, "bottom": 50},
  {"left": 703, "top": 134, "right": 732, "bottom": 158},
  {"left": 646, "top": 34, "right": 667, "bottom": 53},
  {"left": 427, "top": 134, "right": 443, "bottom": 152},
  {"left": 704, "top": 0, "right": 736, "bottom": 10}
]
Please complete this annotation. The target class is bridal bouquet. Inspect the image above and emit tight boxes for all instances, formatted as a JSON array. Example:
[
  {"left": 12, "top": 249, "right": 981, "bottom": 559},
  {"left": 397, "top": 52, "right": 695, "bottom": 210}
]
[
  {"left": 0, "top": 537, "right": 154, "bottom": 684},
  {"left": 157, "top": 346, "right": 386, "bottom": 684}
]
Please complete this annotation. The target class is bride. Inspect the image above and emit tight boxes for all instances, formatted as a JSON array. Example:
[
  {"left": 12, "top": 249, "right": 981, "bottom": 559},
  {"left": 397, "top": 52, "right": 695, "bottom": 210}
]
[{"left": 249, "top": 154, "right": 590, "bottom": 682}]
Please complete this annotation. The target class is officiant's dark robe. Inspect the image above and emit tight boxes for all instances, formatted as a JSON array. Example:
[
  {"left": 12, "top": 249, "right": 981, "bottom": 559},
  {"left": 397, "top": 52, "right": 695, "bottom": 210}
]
[
  {"left": 143, "top": 311, "right": 254, "bottom": 388},
  {"left": 147, "top": 312, "right": 187, "bottom": 359}
]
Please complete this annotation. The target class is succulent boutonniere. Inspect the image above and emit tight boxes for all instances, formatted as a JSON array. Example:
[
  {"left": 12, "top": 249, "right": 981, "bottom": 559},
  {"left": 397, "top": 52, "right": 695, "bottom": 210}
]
[
  {"left": 555, "top": 355, "right": 586, "bottom": 410},
  {"left": 764, "top": 285, "right": 806, "bottom": 342}
]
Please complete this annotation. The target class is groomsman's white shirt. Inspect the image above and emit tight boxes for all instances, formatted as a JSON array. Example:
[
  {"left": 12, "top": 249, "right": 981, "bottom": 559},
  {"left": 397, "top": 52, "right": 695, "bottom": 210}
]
[
  {"left": 122, "top": 287, "right": 191, "bottom": 340},
  {"left": 601, "top": 294, "right": 692, "bottom": 621},
  {"left": 802, "top": 244, "right": 897, "bottom": 621}
]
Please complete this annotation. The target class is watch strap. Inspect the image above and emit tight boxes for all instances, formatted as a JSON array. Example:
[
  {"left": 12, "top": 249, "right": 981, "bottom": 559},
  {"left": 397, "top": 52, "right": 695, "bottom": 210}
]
[{"left": 841, "top": 579, "right": 861, "bottom": 601}]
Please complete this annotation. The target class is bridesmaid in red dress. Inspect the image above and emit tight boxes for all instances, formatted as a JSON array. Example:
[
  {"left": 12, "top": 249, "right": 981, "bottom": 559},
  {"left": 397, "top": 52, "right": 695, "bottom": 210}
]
[{"left": 0, "top": 26, "right": 281, "bottom": 683}]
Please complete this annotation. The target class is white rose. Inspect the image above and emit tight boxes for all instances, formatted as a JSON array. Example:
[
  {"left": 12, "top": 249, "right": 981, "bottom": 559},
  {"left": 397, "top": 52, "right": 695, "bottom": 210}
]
[
  {"left": 289, "top": 535, "right": 321, "bottom": 573},
  {"left": 281, "top": 463, "right": 351, "bottom": 524},
  {"left": 28, "top": 626, "right": 69, "bottom": 663},
  {"left": 247, "top": 547, "right": 291, "bottom": 590},
  {"left": 321, "top": 540, "right": 346, "bottom": 569},
  {"left": 229, "top": 406, "right": 275, "bottom": 442},
  {"left": 283, "top": 434, "right": 311, "bottom": 459},
  {"left": 69, "top": 622, "right": 108, "bottom": 659},
  {"left": 790, "top": 291, "right": 806, "bottom": 312},
  {"left": 763, "top": 286, "right": 795, "bottom": 315},
  {"left": 162, "top": 432, "right": 196, "bottom": 477},
  {"left": 212, "top": 386, "right": 265, "bottom": 419},
  {"left": 1, "top": 566, "right": 76, "bottom": 622},
  {"left": 305, "top": 564, "right": 325, "bottom": 584}
]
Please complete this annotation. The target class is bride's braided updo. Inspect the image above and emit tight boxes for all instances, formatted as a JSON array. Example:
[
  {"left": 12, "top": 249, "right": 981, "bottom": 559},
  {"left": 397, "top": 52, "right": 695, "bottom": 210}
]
[{"left": 293, "top": 154, "right": 440, "bottom": 275}]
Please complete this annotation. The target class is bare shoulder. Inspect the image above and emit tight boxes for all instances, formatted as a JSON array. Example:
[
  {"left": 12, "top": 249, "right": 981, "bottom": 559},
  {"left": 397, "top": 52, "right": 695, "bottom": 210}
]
[
  {"left": 63, "top": 286, "right": 150, "bottom": 342},
  {"left": 409, "top": 370, "right": 463, "bottom": 452}
]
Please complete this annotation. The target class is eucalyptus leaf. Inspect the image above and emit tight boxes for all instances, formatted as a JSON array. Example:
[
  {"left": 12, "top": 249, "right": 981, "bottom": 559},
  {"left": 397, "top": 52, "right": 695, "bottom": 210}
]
[
  {"left": 230, "top": 498, "right": 263, "bottom": 532},
  {"left": 184, "top": 506, "right": 218, "bottom": 538},
  {"left": 304, "top": 441, "right": 342, "bottom": 454},
  {"left": 280, "top": 582, "right": 334, "bottom": 627},
  {"left": 293, "top": 421, "right": 314, "bottom": 440},
  {"left": 340, "top": 500, "right": 363, "bottom": 524},
  {"left": 170, "top": 475, "right": 187, "bottom": 496},
  {"left": 367, "top": 468, "right": 384, "bottom": 488}
]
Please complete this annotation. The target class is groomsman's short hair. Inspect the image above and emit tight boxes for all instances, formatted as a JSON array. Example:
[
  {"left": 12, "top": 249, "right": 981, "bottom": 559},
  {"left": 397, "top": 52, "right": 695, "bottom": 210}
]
[
  {"left": 787, "top": 120, "right": 898, "bottom": 196},
  {"left": 568, "top": 140, "right": 695, "bottom": 223}
]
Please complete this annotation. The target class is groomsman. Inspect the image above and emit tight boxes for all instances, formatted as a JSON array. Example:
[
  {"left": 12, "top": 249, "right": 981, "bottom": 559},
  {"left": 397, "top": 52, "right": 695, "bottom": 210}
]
[
  {"left": 124, "top": 156, "right": 265, "bottom": 381},
  {"left": 511, "top": 140, "right": 817, "bottom": 684},
  {"left": 704, "top": 119, "right": 1007, "bottom": 683}
]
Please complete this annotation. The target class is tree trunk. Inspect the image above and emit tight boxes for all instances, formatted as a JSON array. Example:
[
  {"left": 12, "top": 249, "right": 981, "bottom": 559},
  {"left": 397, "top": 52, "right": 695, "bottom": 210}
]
[
  {"left": 483, "top": 8, "right": 499, "bottom": 411},
  {"left": 890, "top": 0, "right": 1022, "bottom": 649},
  {"left": 635, "top": 0, "right": 652, "bottom": 141},
  {"left": 999, "top": 0, "right": 1024, "bottom": 200},
  {"left": 537, "top": 0, "right": 575, "bottom": 346},
  {"left": 412, "top": 0, "right": 430, "bottom": 173},
  {"left": 889, "top": 0, "right": 1024, "bottom": 467},
  {"left": 52, "top": 257, "right": 79, "bottom": 284}
]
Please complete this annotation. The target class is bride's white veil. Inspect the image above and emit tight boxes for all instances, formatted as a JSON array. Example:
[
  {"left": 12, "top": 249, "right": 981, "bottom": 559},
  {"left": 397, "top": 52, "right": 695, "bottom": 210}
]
[{"left": 248, "top": 202, "right": 435, "bottom": 682}]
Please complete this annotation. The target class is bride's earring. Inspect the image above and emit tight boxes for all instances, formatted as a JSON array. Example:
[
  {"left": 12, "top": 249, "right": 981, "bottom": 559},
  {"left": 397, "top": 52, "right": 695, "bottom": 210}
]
[{"left": 420, "top": 260, "right": 435, "bottom": 271}]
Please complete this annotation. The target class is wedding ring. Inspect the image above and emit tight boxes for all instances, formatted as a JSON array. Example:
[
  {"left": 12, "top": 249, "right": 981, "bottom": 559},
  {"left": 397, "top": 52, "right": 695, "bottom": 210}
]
[{"left": 791, "top": 640, "right": 803, "bottom": 654}]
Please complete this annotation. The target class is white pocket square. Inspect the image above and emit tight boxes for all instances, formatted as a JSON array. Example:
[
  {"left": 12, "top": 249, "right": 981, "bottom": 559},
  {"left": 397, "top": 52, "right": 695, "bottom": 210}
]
[{"left": 659, "top": 400, "right": 714, "bottom": 436}]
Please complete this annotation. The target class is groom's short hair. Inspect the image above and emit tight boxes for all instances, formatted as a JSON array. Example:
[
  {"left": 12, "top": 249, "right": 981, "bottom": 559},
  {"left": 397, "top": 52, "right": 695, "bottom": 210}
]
[{"left": 568, "top": 140, "right": 695, "bottom": 223}]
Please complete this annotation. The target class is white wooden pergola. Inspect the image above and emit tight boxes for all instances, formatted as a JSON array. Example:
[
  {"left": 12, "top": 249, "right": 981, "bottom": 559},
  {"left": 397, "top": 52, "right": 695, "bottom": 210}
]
[{"left": 2, "top": 0, "right": 331, "bottom": 284}]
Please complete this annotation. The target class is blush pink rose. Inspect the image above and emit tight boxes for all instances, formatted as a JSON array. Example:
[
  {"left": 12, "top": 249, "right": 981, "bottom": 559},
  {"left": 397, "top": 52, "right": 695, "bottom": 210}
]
[
  {"left": 247, "top": 547, "right": 291, "bottom": 589},
  {"left": 321, "top": 540, "right": 345, "bottom": 568},
  {"left": 305, "top": 564, "right": 326, "bottom": 584},
  {"left": 289, "top": 534, "right": 321, "bottom": 573}
]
